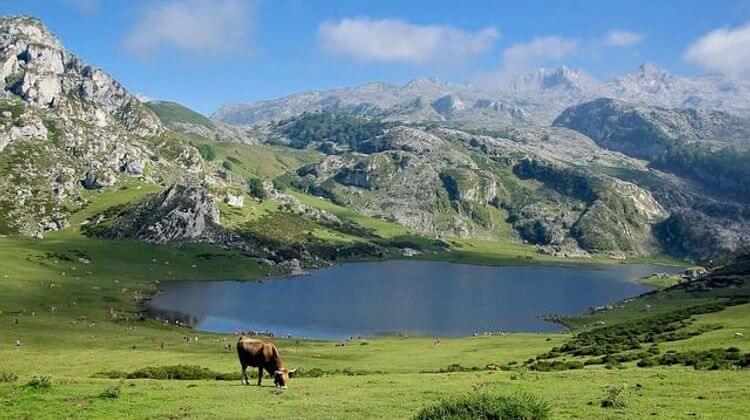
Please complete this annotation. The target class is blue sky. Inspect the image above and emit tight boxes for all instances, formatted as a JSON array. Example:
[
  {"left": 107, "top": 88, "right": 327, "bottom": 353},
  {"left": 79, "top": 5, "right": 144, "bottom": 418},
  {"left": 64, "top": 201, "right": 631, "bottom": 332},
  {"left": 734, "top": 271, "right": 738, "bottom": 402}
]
[{"left": 3, "top": 0, "right": 750, "bottom": 114}]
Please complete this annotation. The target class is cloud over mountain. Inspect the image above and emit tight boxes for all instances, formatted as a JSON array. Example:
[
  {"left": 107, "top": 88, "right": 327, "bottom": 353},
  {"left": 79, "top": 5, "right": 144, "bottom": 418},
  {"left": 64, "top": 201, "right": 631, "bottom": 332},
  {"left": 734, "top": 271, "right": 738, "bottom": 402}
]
[
  {"left": 501, "top": 36, "right": 579, "bottom": 72},
  {"left": 684, "top": 23, "right": 750, "bottom": 78},
  {"left": 318, "top": 17, "right": 498, "bottom": 63},
  {"left": 123, "top": 0, "right": 255, "bottom": 57}
]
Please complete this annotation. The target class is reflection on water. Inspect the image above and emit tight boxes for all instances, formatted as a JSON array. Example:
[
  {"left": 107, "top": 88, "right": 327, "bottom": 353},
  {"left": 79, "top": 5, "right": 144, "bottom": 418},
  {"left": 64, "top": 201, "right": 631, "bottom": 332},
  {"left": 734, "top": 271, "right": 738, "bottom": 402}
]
[{"left": 148, "top": 260, "right": 680, "bottom": 339}]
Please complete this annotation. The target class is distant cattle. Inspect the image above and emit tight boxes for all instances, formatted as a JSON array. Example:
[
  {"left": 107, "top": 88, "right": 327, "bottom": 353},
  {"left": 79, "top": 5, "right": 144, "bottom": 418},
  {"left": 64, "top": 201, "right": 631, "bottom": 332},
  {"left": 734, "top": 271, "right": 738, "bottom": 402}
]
[
  {"left": 735, "top": 332, "right": 744, "bottom": 338},
  {"left": 237, "top": 337, "right": 297, "bottom": 388}
]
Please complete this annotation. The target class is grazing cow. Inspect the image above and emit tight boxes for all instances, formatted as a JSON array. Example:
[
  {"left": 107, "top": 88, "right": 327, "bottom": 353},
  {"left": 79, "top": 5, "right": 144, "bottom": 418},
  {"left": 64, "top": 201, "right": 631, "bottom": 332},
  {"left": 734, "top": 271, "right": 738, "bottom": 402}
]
[
  {"left": 237, "top": 337, "right": 297, "bottom": 388},
  {"left": 735, "top": 332, "right": 744, "bottom": 338}
]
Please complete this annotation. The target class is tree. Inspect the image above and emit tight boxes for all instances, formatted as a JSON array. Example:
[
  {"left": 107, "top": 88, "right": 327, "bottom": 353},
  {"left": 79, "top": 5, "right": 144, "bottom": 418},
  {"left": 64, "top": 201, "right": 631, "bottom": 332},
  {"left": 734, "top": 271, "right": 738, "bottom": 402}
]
[{"left": 247, "top": 177, "right": 268, "bottom": 200}]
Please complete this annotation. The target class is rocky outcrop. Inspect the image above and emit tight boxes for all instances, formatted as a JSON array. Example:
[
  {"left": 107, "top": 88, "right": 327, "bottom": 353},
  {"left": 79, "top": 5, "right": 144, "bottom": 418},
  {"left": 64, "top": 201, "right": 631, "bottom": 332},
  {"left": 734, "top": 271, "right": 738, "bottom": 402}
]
[{"left": 107, "top": 184, "right": 220, "bottom": 244}]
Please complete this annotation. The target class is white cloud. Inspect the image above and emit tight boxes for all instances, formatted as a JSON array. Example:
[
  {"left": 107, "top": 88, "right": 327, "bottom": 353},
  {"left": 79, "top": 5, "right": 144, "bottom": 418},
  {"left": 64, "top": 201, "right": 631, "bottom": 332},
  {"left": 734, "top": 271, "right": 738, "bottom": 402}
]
[
  {"left": 318, "top": 17, "right": 498, "bottom": 63},
  {"left": 123, "top": 0, "right": 255, "bottom": 57},
  {"left": 603, "top": 30, "right": 645, "bottom": 47},
  {"left": 684, "top": 23, "right": 750, "bottom": 78},
  {"left": 64, "top": 0, "right": 99, "bottom": 15},
  {"left": 501, "top": 36, "right": 579, "bottom": 71}
]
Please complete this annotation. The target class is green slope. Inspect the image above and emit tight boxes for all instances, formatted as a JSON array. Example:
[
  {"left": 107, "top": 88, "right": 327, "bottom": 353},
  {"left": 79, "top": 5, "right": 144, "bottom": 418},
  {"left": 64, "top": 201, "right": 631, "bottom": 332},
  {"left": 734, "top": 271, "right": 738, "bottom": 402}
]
[{"left": 145, "top": 100, "right": 215, "bottom": 129}]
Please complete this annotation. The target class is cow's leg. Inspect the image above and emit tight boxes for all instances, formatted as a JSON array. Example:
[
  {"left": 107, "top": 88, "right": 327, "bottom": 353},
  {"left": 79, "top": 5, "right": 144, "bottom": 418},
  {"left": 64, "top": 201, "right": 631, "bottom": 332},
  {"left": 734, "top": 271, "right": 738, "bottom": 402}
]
[
  {"left": 241, "top": 363, "right": 248, "bottom": 386},
  {"left": 257, "top": 367, "right": 263, "bottom": 386}
]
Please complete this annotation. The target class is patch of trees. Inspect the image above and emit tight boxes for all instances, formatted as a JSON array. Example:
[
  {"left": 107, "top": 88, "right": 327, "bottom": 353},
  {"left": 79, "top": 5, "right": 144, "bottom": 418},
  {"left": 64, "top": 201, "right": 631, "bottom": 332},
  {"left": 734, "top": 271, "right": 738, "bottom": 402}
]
[{"left": 279, "top": 111, "right": 389, "bottom": 151}]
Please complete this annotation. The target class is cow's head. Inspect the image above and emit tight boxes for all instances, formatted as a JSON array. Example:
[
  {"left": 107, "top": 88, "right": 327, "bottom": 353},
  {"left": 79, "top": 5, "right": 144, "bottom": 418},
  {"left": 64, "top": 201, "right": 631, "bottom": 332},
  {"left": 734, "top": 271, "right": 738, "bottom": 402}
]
[{"left": 274, "top": 367, "right": 297, "bottom": 388}]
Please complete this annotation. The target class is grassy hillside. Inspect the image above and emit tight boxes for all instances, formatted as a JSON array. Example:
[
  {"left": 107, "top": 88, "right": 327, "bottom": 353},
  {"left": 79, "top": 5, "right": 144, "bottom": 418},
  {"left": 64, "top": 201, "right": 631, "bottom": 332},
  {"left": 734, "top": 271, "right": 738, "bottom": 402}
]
[{"left": 145, "top": 101, "right": 215, "bottom": 129}]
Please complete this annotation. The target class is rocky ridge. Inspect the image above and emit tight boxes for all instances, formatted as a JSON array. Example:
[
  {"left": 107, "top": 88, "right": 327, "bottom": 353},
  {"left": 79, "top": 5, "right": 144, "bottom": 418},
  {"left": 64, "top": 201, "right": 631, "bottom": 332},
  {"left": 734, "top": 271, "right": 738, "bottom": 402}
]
[
  {"left": 212, "top": 65, "right": 750, "bottom": 128},
  {"left": 0, "top": 16, "right": 202, "bottom": 236}
]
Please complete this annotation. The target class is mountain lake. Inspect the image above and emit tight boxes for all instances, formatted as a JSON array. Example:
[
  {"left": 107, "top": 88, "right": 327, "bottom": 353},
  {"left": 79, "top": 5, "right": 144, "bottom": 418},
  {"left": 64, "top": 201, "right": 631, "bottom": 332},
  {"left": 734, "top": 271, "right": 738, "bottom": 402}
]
[{"left": 148, "top": 260, "right": 683, "bottom": 339}]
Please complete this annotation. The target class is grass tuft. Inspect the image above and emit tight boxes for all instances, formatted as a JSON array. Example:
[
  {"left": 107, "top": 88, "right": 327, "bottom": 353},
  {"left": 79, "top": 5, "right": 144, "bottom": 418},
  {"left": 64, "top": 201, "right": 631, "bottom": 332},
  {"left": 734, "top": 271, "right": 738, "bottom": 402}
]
[{"left": 26, "top": 375, "right": 53, "bottom": 390}]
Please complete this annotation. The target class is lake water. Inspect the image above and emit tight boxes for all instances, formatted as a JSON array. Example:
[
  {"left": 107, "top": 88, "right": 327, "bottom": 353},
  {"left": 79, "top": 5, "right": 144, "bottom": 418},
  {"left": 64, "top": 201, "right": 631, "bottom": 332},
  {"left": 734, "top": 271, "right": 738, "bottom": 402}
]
[{"left": 148, "top": 260, "right": 680, "bottom": 339}]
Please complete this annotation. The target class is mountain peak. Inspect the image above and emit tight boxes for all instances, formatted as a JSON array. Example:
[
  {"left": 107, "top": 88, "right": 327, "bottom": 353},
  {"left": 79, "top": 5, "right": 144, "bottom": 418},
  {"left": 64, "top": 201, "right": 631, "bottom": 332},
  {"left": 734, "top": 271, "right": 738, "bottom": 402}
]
[
  {"left": 628, "top": 63, "right": 673, "bottom": 81},
  {"left": 0, "top": 14, "right": 63, "bottom": 50},
  {"left": 504, "top": 65, "right": 598, "bottom": 93},
  {"left": 543, "top": 65, "right": 595, "bottom": 89},
  {"left": 404, "top": 77, "right": 444, "bottom": 89}
]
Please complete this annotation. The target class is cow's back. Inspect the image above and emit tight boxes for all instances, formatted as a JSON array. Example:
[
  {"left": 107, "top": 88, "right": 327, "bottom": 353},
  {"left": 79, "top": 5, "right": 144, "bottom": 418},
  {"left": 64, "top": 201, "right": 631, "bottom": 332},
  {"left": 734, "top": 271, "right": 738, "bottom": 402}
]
[
  {"left": 237, "top": 338, "right": 266, "bottom": 367},
  {"left": 238, "top": 338, "right": 282, "bottom": 367}
]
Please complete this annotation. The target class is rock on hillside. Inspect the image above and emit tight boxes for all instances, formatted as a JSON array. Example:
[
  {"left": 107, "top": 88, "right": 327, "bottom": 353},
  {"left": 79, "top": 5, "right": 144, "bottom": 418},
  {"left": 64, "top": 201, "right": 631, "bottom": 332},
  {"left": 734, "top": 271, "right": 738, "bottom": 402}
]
[
  {"left": 105, "top": 184, "right": 221, "bottom": 244},
  {"left": 0, "top": 16, "right": 202, "bottom": 236}
]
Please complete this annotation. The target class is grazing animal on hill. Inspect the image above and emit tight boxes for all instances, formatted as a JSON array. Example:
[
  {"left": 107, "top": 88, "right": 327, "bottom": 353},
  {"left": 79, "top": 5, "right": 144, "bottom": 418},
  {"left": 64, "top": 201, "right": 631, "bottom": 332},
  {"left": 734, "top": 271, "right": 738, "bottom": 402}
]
[{"left": 237, "top": 337, "right": 297, "bottom": 388}]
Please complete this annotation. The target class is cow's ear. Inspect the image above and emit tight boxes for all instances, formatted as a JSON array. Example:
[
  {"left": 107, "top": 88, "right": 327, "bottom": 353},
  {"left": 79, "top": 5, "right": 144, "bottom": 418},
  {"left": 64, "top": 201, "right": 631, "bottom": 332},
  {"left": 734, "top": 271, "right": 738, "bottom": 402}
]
[{"left": 288, "top": 368, "right": 298, "bottom": 375}]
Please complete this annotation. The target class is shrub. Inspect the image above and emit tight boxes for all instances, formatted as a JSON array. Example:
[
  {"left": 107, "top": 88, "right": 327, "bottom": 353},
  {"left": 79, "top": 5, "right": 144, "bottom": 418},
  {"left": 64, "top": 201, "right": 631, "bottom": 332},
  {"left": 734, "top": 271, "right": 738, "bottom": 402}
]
[
  {"left": 415, "top": 393, "right": 552, "bottom": 420},
  {"left": 637, "top": 358, "right": 657, "bottom": 367},
  {"left": 222, "top": 160, "right": 233, "bottom": 171},
  {"left": 100, "top": 382, "right": 123, "bottom": 399},
  {"left": 657, "top": 348, "right": 750, "bottom": 370},
  {"left": 436, "top": 363, "right": 482, "bottom": 373},
  {"left": 126, "top": 365, "right": 222, "bottom": 380},
  {"left": 528, "top": 360, "right": 584, "bottom": 372},
  {"left": 247, "top": 177, "right": 268, "bottom": 200},
  {"left": 600, "top": 384, "right": 627, "bottom": 408},
  {"left": 26, "top": 375, "right": 53, "bottom": 390},
  {"left": 193, "top": 143, "right": 216, "bottom": 161},
  {"left": 0, "top": 370, "right": 18, "bottom": 383}
]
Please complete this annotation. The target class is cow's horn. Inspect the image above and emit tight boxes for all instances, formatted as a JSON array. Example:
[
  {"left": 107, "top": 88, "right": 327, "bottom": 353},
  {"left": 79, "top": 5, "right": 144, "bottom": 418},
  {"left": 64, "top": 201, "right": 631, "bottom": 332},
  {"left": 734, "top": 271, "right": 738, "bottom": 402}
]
[
  {"left": 275, "top": 370, "right": 283, "bottom": 375},
  {"left": 288, "top": 368, "right": 298, "bottom": 374}
]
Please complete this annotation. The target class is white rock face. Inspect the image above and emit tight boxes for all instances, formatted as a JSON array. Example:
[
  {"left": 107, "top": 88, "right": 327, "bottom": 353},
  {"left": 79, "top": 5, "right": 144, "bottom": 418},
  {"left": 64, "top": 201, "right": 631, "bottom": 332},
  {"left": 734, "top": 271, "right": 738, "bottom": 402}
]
[
  {"left": 224, "top": 192, "right": 244, "bottom": 208},
  {"left": 0, "top": 115, "right": 47, "bottom": 152}
]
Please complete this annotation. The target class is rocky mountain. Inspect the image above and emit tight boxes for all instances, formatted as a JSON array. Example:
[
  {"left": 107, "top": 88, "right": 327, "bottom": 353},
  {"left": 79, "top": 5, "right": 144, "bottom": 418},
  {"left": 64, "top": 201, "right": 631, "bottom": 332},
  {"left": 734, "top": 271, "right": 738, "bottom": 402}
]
[
  {"left": 0, "top": 16, "right": 202, "bottom": 236},
  {"left": 212, "top": 78, "right": 529, "bottom": 127},
  {"left": 555, "top": 98, "right": 750, "bottom": 260},
  {"left": 213, "top": 64, "right": 750, "bottom": 128},
  {"left": 606, "top": 64, "right": 750, "bottom": 116},
  {"left": 271, "top": 111, "right": 674, "bottom": 258},
  {"left": 553, "top": 98, "right": 750, "bottom": 159}
]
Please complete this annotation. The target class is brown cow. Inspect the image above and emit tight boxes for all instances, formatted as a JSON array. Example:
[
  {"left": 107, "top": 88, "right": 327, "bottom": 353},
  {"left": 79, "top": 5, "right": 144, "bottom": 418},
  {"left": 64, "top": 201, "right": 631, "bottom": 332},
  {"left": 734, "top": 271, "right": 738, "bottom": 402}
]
[{"left": 237, "top": 337, "right": 297, "bottom": 388}]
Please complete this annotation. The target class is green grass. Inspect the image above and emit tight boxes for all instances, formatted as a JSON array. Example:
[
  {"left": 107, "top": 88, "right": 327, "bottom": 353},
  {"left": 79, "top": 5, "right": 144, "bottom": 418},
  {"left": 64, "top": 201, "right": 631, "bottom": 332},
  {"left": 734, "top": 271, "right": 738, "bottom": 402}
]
[
  {"left": 637, "top": 273, "right": 684, "bottom": 289},
  {"left": 193, "top": 140, "right": 322, "bottom": 179},
  {"left": 145, "top": 101, "right": 215, "bottom": 128}
]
